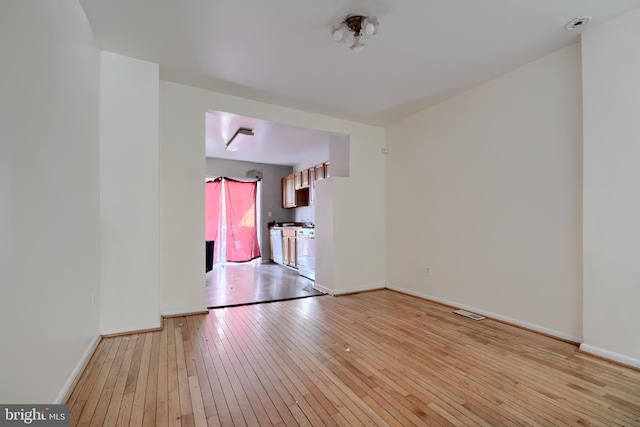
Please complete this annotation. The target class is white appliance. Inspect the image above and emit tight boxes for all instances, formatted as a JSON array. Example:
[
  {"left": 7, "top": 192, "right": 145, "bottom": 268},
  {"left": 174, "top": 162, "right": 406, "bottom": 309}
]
[
  {"left": 272, "top": 229, "right": 283, "bottom": 265},
  {"left": 296, "top": 228, "right": 315, "bottom": 281}
]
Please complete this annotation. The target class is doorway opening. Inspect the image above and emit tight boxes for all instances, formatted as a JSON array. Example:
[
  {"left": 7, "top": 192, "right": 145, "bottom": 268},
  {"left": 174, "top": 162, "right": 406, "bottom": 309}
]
[
  {"left": 206, "top": 176, "right": 323, "bottom": 308},
  {"left": 204, "top": 110, "right": 348, "bottom": 307}
]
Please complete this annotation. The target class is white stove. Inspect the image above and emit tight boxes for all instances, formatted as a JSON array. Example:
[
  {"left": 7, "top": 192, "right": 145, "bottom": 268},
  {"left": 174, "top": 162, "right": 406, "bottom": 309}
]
[{"left": 296, "top": 228, "right": 315, "bottom": 281}]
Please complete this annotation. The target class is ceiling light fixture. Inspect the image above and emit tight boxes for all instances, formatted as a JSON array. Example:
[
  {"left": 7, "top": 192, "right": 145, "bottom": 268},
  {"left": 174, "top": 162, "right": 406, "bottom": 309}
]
[
  {"left": 225, "top": 127, "right": 254, "bottom": 151},
  {"left": 331, "top": 14, "right": 380, "bottom": 53}
]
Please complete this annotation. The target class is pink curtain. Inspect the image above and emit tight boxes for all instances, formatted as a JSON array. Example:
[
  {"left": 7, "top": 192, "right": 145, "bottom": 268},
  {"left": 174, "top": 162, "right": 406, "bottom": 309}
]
[
  {"left": 205, "top": 180, "right": 222, "bottom": 241},
  {"left": 205, "top": 180, "right": 222, "bottom": 263},
  {"left": 224, "top": 179, "right": 261, "bottom": 262},
  {"left": 205, "top": 178, "right": 260, "bottom": 264}
]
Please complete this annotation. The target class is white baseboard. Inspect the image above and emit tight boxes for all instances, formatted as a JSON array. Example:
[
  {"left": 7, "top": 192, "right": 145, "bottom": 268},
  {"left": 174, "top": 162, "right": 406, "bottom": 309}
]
[
  {"left": 385, "top": 285, "right": 582, "bottom": 343},
  {"left": 579, "top": 344, "right": 640, "bottom": 369},
  {"left": 100, "top": 321, "right": 163, "bottom": 337},
  {"left": 160, "top": 307, "right": 209, "bottom": 317},
  {"left": 313, "top": 283, "right": 334, "bottom": 295},
  {"left": 313, "top": 282, "right": 386, "bottom": 296},
  {"left": 55, "top": 334, "right": 101, "bottom": 404},
  {"left": 314, "top": 283, "right": 385, "bottom": 296},
  {"left": 334, "top": 284, "right": 386, "bottom": 295}
]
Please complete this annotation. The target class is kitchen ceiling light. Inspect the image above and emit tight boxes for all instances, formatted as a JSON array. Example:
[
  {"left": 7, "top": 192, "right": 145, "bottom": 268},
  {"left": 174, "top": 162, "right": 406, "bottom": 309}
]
[
  {"left": 331, "top": 14, "right": 379, "bottom": 53},
  {"left": 225, "top": 127, "right": 254, "bottom": 151}
]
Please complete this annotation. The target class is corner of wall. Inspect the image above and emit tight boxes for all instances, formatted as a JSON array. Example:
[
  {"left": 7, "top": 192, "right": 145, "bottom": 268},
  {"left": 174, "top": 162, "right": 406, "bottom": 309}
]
[{"left": 56, "top": 335, "right": 102, "bottom": 404}]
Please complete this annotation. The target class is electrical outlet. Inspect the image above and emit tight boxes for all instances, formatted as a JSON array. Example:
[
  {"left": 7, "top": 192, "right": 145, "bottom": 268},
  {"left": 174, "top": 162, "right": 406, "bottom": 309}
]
[{"left": 426, "top": 266, "right": 432, "bottom": 277}]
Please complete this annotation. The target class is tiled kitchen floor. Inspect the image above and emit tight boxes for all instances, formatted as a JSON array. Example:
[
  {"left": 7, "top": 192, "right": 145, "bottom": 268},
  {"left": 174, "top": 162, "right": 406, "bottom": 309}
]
[{"left": 205, "top": 259, "right": 324, "bottom": 308}]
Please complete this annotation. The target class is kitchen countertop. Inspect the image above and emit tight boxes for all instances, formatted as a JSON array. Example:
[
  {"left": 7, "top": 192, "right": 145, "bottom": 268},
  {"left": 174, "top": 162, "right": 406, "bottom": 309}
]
[{"left": 268, "top": 222, "right": 314, "bottom": 229}]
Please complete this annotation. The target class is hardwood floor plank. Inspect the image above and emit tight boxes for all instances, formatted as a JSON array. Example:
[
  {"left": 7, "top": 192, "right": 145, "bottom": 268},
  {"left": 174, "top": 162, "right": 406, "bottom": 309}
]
[
  {"left": 143, "top": 331, "right": 161, "bottom": 427},
  {"left": 202, "top": 313, "right": 249, "bottom": 426},
  {"left": 188, "top": 316, "right": 233, "bottom": 426},
  {"left": 225, "top": 334, "right": 285, "bottom": 425},
  {"left": 173, "top": 319, "right": 194, "bottom": 423},
  {"left": 116, "top": 334, "right": 146, "bottom": 426},
  {"left": 156, "top": 318, "right": 170, "bottom": 427},
  {"left": 299, "top": 392, "right": 338, "bottom": 427},
  {"left": 68, "top": 290, "right": 640, "bottom": 427},
  {"left": 67, "top": 338, "right": 112, "bottom": 425},
  {"left": 188, "top": 375, "right": 208, "bottom": 427},
  {"left": 286, "top": 401, "right": 312, "bottom": 427},
  {"left": 129, "top": 333, "right": 153, "bottom": 426},
  {"left": 212, "top": 311, "right": 278, "bottom": 426},
  {"left": 102, "top": 336, "right": 138, "bottom": 427},
  {"left": 166, "top": 318, "right": 182, "bottom": 427},
  {"left": 185, "top": 316, "right": 219, "bottom": 423},
  {"left": 76, "top": 337, "right": 121, "bottom": 426},
  {"left": 231, "top": 308, "right": 310, "bottom": 426},
  {"left": 88, "top": 336, "right": 128, "bottom": 427}
]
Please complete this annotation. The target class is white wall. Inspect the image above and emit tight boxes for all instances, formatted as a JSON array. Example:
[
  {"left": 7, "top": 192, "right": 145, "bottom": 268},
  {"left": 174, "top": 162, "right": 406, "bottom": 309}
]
[
  {"left": 0, "top": 1, "right": 101, "bottom": 402},
  {"left": 314, "top": 178, "right": 334, "bottom": 293},
  {"left": 294, "top": 152, "right": 328, "bottom": 225},
  {"left": 99, "top": 52, "right": 161, "bottom": 334},
  {"left": 581, "top": 7, "right": 640, "bottom": 367},
  {"left": 293, "top": 203, "right": 314, "bottom": 224},
  {"left": 293, "top": 134, "right": 349, "bottom": 224},
  {"left": 386, "top": 44, "right": 583, "bottom": 341},
  {"left": 160, "top": 81, "right": 386, "bottom": 307}
]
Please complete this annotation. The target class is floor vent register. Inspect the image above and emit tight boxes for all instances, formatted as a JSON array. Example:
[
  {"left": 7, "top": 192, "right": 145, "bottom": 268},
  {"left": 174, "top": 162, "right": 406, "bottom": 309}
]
[{"left": 454, "top": 309, "right": 485, "bottom": 321}]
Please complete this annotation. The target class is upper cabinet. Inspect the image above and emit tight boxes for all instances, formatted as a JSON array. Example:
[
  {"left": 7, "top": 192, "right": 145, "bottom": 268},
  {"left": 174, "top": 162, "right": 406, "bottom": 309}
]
[
  {"left": 282, "top": 173, "right": 309, "bottom": 209},
  {"left": 308, "top": 167, "right": 316, "bottom": 204},
  {"left": 282, "top": 161, "right": 328, "bottom": 209},
  {"left": 294, "top": 171, "right": 302, "bottom": 190},
  {"left": 282, "top": 175, "right": 296, "bottom": 208},
  {"left": 294, "top": 169, "right": 310, "bottom": 190}
]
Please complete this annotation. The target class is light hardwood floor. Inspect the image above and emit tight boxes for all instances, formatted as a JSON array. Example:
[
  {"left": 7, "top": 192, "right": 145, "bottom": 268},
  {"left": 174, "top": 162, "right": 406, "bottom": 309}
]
[{"left": 66, "top": 290, "right": 640, "bottom": 426}]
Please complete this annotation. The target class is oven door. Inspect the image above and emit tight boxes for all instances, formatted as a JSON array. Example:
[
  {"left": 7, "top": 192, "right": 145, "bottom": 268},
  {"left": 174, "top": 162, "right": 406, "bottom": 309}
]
[{"left": 296, "top": 232, "right": 315, "bottom": 281}]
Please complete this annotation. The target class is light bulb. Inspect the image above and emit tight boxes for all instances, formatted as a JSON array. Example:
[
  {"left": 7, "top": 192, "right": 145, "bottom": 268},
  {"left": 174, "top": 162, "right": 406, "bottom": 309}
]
[
  {"left": 363, "top": 16, "right": 379, "bottom": 36},
  {"left": 331, "top": 23, "right": 347, "bottom": 43},
  {"left": 350, "top": 35, "right": 367, "bottom": 53},
  {"left": 362, "top": 20, "right": 375, "bottom": 36}
]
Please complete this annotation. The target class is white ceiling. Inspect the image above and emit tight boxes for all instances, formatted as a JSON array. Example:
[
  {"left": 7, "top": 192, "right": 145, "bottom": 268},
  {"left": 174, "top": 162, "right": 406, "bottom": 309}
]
[
  {"left": 80, "top": 0, "right": 640, "bottom": 164},
  {"left": 205, "top": 111, "right": 344, "bottom": 166}
]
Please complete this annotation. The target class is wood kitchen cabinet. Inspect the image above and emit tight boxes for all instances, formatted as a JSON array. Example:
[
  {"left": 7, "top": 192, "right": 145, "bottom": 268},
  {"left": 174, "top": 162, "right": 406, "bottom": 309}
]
[
  {"left": 308, "top": 167, "right": 315, "bottom": 204},
  {"left": 296, "top": 188, "right": 309, "bottom": 207},
  {"left": 294, "top": 170, "right": 309, "bottom": 190},
  {"left": 281, "top": 175, "right": 295, "bottom": 208},
  {"left": 282, "top": 228, "right": 297, "bottom": 267},
  {"left": 282, "top": 163, "right": 327, "bottom": 208},
  {"left": 282, "top": 173, "right": 309, "bottom": 209}
]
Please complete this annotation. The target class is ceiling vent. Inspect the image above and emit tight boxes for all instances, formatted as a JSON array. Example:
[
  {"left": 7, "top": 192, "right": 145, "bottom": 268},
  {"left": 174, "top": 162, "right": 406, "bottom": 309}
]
[{"left": 564, "top": 16, "right": 591, "bottom": 31}]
